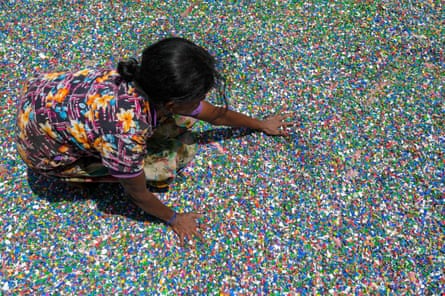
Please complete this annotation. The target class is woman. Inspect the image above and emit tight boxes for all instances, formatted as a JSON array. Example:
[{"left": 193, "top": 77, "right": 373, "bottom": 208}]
[{"left": 16, "top": 37, "right": 293, "bottom": 246}]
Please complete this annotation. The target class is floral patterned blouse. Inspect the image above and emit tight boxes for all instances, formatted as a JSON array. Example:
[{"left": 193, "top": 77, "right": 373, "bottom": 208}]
[{"left": 16, "top": 69, "right": 154, "bottom": 177}]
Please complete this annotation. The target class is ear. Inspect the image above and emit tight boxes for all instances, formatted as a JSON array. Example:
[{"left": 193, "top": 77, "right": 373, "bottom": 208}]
[{"left": 164, "top": 101, "right": 175, "bottom": 113}]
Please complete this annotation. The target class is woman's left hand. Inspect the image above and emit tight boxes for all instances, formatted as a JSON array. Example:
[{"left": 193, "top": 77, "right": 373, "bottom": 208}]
[
  {"left": 260, "top": 114, "right": 295, "bottom": 136},
  {"left": 170, "top": 212, "right": 204, "bottom": 247}
]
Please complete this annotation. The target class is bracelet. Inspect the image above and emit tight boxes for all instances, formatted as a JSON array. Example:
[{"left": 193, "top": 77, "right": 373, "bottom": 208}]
[{"left": 166, "top": 212, "right": 177, "bottom": 225}]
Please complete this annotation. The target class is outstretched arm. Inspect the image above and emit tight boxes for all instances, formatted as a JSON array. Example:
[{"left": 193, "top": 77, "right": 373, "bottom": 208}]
[
  {"left": 195, "top": 101, "right": 294, "bottom": 136},
  {"left": 119, "top": 172, "right": 203, "bottom": 246}
]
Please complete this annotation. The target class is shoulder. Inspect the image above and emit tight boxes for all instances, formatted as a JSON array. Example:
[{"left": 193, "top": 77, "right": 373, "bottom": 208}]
[
  {"left": 28, "top": 68, "right": 116, "bottom": 88},
  {"left": 114, "top": 83, "right": 153, "bottom": 130}
]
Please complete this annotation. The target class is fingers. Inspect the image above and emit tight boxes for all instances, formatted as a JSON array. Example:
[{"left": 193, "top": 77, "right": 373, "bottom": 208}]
[
  {"left": 274, "top": 111, "right": 294, "bottom": 119},
  {"left": 175, "top": 229, "right": 204, "bottom": 247},
  {"left": 281, "top": 121, "right": 297, "bottom": 127},
  {"left": 275, "top": 114, "right": 298, "bottom": 134},
  {"left": 193, "top": 229, "right": 205, "bottom": 242},
  {"left": 178, "top": 232, "right": 185, "bottom": 247},
  {"left": 276, "top": 112, "right": 295, "bottom": 120},
  {"left": 264, "top": 116, "right": 295, "bottom": 136},
  {"left": 191, "top": 213, "right": 203, "bottom": 219},
  {"left": 278, "top": 129, "right": 289, "bottom": 136},
  {"left": 268, "top": 113, "right": 296, "bottom": 125},
  {"left": 171, "top": 212, "right": 205, "bottom": 247}
]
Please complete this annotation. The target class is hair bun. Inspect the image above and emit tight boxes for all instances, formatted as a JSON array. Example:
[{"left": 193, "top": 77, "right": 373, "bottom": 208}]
[{"left": 117, "top": 58, "right": 139, "bottom": 82}]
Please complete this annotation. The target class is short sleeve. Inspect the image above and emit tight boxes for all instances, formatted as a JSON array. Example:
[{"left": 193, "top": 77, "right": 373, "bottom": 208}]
[
  {"left": 96, "top": 133, "right": 147, "bottom": 176},
  {"left": 188, "top": 101, "right": 203, "bottom": 117}
]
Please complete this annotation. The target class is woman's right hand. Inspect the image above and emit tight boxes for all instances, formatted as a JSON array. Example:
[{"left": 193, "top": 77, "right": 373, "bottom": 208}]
[{"left": 169, "top": 212, "right": 204, "bottom": 247}]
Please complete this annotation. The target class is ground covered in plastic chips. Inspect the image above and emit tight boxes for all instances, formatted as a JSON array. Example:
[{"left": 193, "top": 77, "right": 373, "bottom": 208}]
[{"left": 1, "top": 1, "right": 444, "bottom": 295}]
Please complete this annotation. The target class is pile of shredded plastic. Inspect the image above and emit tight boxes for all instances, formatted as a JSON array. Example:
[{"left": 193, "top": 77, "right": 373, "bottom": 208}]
[{"left": 0, "top": 1, "right": 443, "bottom": 294}]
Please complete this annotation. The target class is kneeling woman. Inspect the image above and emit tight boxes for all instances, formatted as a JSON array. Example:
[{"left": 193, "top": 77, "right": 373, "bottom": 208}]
[{"left": 16, "top": 37, "right": 292, "bottom": 245}]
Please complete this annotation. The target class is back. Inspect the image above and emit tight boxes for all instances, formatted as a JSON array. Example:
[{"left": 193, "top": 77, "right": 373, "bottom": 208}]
[{"left": 16, "top": 69, "right": 153, "bottom": 175}]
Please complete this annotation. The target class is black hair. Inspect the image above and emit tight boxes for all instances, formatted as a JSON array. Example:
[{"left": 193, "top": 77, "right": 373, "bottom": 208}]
[
  {"left": 117, "top": 37, "right": 228, "bottom": 108},
  {"left": 117, "top": 58, "right": 139, "bottom": 82}
]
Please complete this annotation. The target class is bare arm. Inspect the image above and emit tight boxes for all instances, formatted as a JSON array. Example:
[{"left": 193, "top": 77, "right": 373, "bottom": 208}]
[
  {"left": 195, "top": 101, "right": 294, "bottom": 135},
  {"left": 119, "top": 172, "right": 175, "bottom": 221},
  {"left": 119, "top": 172, "right": 203, "bottom": 246},
  {"left": 195, "top": 101, "right": 262, "bottom": 129}
]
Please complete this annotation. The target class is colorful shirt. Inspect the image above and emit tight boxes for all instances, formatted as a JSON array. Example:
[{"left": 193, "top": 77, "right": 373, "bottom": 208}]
[{"left": 16, "top": 69, "right": 153, "bottom": 177}]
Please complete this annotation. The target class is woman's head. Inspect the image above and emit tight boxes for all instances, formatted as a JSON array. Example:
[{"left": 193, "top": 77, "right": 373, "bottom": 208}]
[{"left": 118, "top": 37, "right": 225, "bottom": 111}]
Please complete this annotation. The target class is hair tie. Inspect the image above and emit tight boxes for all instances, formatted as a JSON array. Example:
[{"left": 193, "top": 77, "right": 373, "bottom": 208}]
[
  {"left": 117, "top": 58, "right": 140, "bottom": 82},
  {"left": 129, "top": 57, "right": 139, "bottom": 66}
]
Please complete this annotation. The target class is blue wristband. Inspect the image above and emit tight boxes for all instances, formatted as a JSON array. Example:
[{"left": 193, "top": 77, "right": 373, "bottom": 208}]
[{"left": 167, "top": 212, "right": 177, "bottom": 225}]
